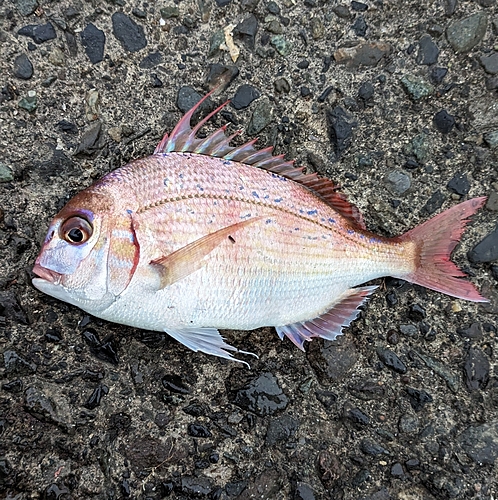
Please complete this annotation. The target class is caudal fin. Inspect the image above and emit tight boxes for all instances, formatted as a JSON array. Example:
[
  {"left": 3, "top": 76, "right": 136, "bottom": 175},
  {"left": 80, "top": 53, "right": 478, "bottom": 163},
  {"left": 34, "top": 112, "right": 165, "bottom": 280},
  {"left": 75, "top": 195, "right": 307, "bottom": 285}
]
[{"left": 399, "top": 197, "right": 488, "bottom": 302}]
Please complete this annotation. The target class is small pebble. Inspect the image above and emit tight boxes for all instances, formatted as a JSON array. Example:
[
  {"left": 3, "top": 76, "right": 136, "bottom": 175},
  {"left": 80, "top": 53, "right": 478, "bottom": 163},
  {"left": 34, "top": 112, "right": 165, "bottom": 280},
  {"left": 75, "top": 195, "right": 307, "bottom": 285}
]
[
  {"left": 112, "top": 12, "right": 147, "bottom": 52},
  {"left": 416, "top": 34, "right": 439, "bottom": 65},
  {"left": 18, "top": 90, "right": 37, "bottom": 113},
  {"left": 447, "top": 172, "right": 470, "bottom": 195},
  {"left": 446, "top": 12, "right": 488, "bottom": 53},
  {"left": 433, "top": 109, "right": 455, "bottom": 134},
  {"left": 81, "top": 23, "right": 106, "bottom": 64},
  {"left": 13, "top": 54, "right": 33, "bottom": 80},
  {"left": 231, "top": 84, "right": 260, "bottom": 110},
  {"left": 401, "top": 74, "right": 434, "bottom": 100},
  {"left": 18, "top": 23, "right": 57, "bottom": 44},
  {"left": 0, "top": 163, "right": 14, "bottom": 183},
  {"left": 468, "top": 226, "right": 498, "bottom": 263}
]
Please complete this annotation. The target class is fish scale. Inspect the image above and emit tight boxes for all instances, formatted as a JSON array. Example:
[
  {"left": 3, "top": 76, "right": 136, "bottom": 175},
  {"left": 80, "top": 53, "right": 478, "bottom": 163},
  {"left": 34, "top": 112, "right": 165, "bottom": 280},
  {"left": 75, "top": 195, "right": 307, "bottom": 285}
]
[{"left": 32, "top": 90, "right": 488, "bottom": 365}]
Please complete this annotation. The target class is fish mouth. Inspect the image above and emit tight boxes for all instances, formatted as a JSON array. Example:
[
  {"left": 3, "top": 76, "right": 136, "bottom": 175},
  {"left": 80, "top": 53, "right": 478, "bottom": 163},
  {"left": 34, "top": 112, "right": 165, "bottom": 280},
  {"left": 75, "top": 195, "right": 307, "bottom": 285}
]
[{"left": 32, "top": 263, "right": 62, "bottom": 284}]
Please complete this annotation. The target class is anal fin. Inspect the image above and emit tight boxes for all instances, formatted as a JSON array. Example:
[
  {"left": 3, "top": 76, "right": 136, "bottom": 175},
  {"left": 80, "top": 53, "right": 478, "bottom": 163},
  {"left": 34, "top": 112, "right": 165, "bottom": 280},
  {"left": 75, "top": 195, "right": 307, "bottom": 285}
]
[
  {"left": 165, "top": 327, "right": 257, "bottom": 367},
  {"left": 276, "top": 286, "right": 378, "bottom": 351}
]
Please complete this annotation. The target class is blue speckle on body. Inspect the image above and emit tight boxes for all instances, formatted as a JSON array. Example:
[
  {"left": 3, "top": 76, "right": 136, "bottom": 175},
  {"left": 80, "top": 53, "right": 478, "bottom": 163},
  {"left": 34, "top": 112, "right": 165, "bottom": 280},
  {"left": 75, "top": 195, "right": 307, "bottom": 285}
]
[
  {"left": 126, "top": 209, "right": 133, "bottom": 215},
  {"left": 252, "top": 191, "right": 259, "bottom": 198},
  {"left": 307, "top": 209, "right": 318, "bottom": 216},
  {"left": 274, "top": 198, "right": 282, "bottom": 203},
  {"left": 369, "top": 236, "right": 382, "bottom": 244},
  {"left": 266, "top": 219, "right": 272, "bottom": 224},
  {"left": 223, "top": 160, "right": 231, "bottom": 166},
  {"left": 347, "top": 229, "right": 355, "bottom": 235},
  {"left": 328, "top": 218, "right": 336, "bottom": 224}
]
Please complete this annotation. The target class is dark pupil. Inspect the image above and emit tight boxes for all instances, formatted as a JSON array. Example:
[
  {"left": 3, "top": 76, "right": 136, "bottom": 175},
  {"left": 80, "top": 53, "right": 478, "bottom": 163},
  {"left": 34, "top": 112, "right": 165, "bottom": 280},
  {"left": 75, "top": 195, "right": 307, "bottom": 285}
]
[{"left": 68, "top": 228, "right": 84, "bottom": 242}]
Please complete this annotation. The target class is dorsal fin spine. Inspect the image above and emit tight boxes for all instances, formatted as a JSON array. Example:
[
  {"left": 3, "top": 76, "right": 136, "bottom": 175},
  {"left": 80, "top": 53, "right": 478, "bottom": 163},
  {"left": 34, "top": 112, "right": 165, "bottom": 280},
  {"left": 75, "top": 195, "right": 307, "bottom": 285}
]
[{"left": 154, "top": 89, "right": 366, "bottom": 229}]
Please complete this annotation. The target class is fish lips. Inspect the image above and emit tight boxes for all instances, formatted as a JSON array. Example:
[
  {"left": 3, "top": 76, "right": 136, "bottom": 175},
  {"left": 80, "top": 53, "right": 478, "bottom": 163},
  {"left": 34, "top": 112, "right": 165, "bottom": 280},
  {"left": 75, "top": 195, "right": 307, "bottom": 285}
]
[{"left": 32, "top": 263, "right": 61, "bottom": 284}]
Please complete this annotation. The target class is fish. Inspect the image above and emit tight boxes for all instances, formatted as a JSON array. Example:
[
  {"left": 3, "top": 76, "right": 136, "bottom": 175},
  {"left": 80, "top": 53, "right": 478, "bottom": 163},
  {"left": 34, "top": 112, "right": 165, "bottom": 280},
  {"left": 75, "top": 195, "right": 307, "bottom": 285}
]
[{"left": 32, "top": 90, "right": 488, "bottom": 365}]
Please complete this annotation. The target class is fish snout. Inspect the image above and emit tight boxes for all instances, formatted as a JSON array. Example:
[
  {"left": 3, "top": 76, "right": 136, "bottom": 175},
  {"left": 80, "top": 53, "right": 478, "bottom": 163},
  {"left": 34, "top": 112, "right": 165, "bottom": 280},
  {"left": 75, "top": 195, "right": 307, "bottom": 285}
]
[{"left": 32, "top": 263, "right": 61, "bottom": 284}]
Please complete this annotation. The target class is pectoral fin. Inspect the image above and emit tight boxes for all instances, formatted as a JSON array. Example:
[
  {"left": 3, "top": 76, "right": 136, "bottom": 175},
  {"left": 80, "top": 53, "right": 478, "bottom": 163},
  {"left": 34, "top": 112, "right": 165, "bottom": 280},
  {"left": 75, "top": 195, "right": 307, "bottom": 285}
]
[
  {"left": 150, "top": 217, "right": 262, "bottom": 289},
  {"left": 164, "top": 327, "right": 257, "bottom": 367}
]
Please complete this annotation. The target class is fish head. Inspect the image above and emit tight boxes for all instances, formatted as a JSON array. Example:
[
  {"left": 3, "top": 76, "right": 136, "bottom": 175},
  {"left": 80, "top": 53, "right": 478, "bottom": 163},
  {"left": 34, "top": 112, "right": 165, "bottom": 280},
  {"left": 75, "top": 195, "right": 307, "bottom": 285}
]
[{"left": 32, "top": 188, "right": 138, "bottom": 313}]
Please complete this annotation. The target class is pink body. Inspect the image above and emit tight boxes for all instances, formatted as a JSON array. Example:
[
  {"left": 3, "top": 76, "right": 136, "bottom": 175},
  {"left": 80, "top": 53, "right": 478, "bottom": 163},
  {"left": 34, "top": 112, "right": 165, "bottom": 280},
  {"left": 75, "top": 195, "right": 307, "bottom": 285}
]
[{"left": 32, "top": 91, "right": 487, "bottom": 364}]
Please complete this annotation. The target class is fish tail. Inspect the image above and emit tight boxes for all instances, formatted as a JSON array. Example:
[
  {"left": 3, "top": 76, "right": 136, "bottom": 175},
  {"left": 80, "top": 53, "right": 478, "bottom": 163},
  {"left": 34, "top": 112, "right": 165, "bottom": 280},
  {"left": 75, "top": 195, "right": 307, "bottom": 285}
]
[{"left": 398, "top": 197, "right": 488, "bottom": 302}]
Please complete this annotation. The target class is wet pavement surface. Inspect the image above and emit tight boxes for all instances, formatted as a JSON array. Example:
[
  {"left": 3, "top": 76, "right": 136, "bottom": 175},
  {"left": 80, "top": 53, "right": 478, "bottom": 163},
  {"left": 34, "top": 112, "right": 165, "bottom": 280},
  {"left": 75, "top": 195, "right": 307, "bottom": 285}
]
[{"left": 1, "top": 0, "right": 497, "bottom": 498}]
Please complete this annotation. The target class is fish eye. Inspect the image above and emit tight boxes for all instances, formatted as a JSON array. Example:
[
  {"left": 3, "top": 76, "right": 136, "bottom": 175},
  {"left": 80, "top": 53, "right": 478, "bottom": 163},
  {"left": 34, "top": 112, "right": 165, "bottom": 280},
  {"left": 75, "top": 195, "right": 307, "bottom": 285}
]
[{"left": 60, "top": 216, "right": 93, "bottom": 245}]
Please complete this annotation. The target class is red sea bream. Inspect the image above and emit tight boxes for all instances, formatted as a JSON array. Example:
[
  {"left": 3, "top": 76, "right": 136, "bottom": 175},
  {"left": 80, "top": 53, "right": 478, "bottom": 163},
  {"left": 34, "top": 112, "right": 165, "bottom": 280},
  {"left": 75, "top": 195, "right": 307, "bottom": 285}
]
[{"left": 32, "top": 91, "right": 487, "bottom": 364}]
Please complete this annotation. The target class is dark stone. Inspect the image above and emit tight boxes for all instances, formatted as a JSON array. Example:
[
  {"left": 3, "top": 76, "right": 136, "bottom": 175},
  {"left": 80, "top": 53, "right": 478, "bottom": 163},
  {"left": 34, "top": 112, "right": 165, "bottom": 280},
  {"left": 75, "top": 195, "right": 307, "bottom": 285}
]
[
  {"left": 267, "top": 1, "right": 280, "bottom": 14},
  {"left": 408, "top": 303, "right": 426, "bottom": 321},
  {"left": 151, "top": 73, "right": 163, "bottom": 88},
  {"left": 430, "top": 66, "right": 448, "bottom": 85},
  {"left": 2, "top": 379, "right": 23, "bottom": 393},
  {"left": 176, "top": 86, "right": 212, "bottom": 116},
  {"left": 308, "top": 337, "right": 359, "bottom": 382},
  {"left": 391, "top": 463, "right": 404, "bottom": 477},
  {"left": 300, "top": 86, "right": 312, "bottom": 97},
  {"left": 398, "top": 413, "right": 420, "bottom": 433},
  {"left": 326, "top": 106, "right": 357, "bottom": 160},
  {"left": 90, "top": 336, "right": 119, "bottom": 365},
  {"left": 416, "top": 34, "right": 439, "bottom": 65},
  {"left": 24, "top": 387, "right": 58, "bottom": 424},
  {"left": 215, "top": 0, "right": 232, "bottom": 5},
  {"left": 360, "top": 438, "right": 389, "bottom": 456},
  {"left": 0, "top": 291, "right": 28, "bottom": 324},
  {"left": 447, "top": 172, "right": 470, "bottom": 195},
  {"left": 232, "top": 372, "right": 288, "bottom": 416},
  {"left": 399, "top": 324, "right": 418, "bottom": 337},
  {"left": 405, "top": 387, "right": 433, "bottom": 412},
  {"left": 231, "top": 84, "right": 260, "bottom": 110},
  {"left": 457, "top": 322, "right": 483, "bottom": 339},
  {"left": 464, "top": 347, "right": 490, "bottom": 391},
  {"left": 74, "top": 121, "right": 102, "bottom": 157},
  {"left": 315, "top": 390, "right": 338, "bottom": 408},
  {"left": 405, "top": 458, "right": 420, "bottom": 470},
  {"left": 348, "top": 380, "right": 386, "bottom": 400},
  {"left": 17, "top": 23, "right": 57, "bottom": 44},
  {"left": 112, "top": 12, "right": 147, "bottom": 53},
  {"left": 237, "top": 469, "right": 282, "bottom": 500},
  {"left": 434, "top": 109, "right": 455, "bottom": 134},
  {"left": 162, "top": 374, "right": 191, "bottom": 394},
  {"left": 183, "top": 401, "right": 210, "bottom": 417},
  {"left": 294, "top": 482, "right": 316, "bottom": 500},
  {"left": 247, "top": 98, "right": 273, "bottom": 135},
  {"left": 13, "top": 54, "right": 33, "bottom": 79},
  {"left": 345, "top": 406, "right": 370, "bottom": 426},
  {"left": 234, "top": 15, "right": 258, "bottom": 49},
  {"left": 108, "top": 412, "right": 132, "bottom": 441},
  {"left": 358, "top": 81, "right": 374, "bottom": 100},
  {"left": 458, "top": 421, "right": 498, "bottom": 464},
  {"left": 265, "top": 414, "right": 299, "bottom": 446},
  {"left": 154, "top": 413, "right": 169, "bottom": 428},
  {"left": 480, "top": 53, "right": 498, "bottom": 75},
  {"left": 81, "top": 23, "right": 105, "bottom": 64},
  {"left": 421, "top": 189, "right": 445, "bottom": 215},
  {"left": 333, "top": 5, "right": 351, "bottom": 18},
  {"left": 352, "top": 16, "right": 367, "bottom": 37},
  {"left": 297, "top": 59, "right": 310, "bottom": 69},
  {"left": 181, "top": 476, "right": 213, "bottom": 496},
  {"left": 274, "top": 78, "right": 291, "bottom": 93},
  {"left": 3, "top": 350, "right": 37, "bottom": 376},
  {"left": 57, "top": 119, "right": 78, "bottom": 134},
  {"left": 334, "top": 41, "right": 391, "bottom": 67},
  {"left": 376, "top": 347, "right": 407, "bottom": 374},
  {"left": 444, "top": 0, "right": 457, "bottom": 15},
  {"left": 188, "top": 423, "right": 212, "bottom": 438},
  {"left": 205, "top": 63, "right": 239, "bottom": 90},
  {"left": 84, "top": 384, "right": 109, "bottom": 410},
  {"left": 226, "top": 481, "right": 248, "bottom": 497},
  {"left": 468, "top": 224, "right": 498, "bottom": 263},
  {"left": 120, "top": 436, "right": 186, "bottom": 471},
  {"left": 351, "top": 1, "right": 368, "bottom": 11}
]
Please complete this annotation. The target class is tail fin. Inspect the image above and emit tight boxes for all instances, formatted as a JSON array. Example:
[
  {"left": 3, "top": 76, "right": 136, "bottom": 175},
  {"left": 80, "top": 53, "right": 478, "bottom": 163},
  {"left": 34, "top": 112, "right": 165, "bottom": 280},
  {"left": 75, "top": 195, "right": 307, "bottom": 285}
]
[{"left": 399, "top": 197, "right": 488, "bottom": 303}]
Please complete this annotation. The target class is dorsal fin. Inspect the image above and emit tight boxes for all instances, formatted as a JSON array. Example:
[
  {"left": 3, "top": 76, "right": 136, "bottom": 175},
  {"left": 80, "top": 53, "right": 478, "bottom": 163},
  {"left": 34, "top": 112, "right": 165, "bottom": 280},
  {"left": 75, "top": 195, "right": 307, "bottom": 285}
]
[{"left": 155, "top": 89, "right": 365, "bottom": 229}]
